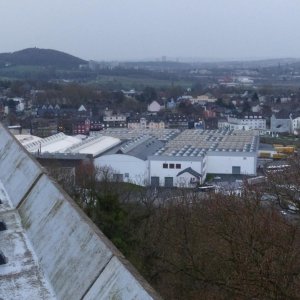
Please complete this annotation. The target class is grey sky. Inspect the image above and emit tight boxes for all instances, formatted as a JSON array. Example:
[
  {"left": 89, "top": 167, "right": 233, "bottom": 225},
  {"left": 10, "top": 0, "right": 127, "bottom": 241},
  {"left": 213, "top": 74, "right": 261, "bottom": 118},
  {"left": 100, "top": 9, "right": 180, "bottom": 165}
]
[{"left": 1, "top": 0, "right": 300, "bottom": 61}]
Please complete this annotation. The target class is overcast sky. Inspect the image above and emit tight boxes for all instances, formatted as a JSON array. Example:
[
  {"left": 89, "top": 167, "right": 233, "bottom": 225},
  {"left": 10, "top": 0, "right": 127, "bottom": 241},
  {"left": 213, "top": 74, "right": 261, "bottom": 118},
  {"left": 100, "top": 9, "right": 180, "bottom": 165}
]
[{"left": 1, "top": 0, "right": 300, "bottom": 61}]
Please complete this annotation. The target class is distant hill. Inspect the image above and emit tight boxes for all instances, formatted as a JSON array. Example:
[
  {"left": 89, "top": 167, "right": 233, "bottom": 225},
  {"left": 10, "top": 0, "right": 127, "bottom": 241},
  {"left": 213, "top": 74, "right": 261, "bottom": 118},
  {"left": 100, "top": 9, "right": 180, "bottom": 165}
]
[{"left": 0, "top": 48, "right": 87, "bottom": 69}]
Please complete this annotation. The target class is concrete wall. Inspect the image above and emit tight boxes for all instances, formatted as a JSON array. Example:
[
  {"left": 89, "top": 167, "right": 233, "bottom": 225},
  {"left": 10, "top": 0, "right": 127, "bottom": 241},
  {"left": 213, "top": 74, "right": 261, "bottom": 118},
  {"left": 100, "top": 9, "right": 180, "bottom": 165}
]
[
  {"left": 18, "top": 175, "right": 114, "bottom": 300},
  {"left": 206, "top": 152, "right": 257, "bottom": 175},
  {"left": 95, "top": 154, "right": 148, "bottom": 185},
  {"left": 0, "top": 124, "right": 42, "bottom": 207},
  {"left": 0, "top": 124, "right": 160, "bottom": 300},
  {"left": 149, "top": 157, "right": 203, "bottom": 187},
  {"left": 270, "top": 115, "right": 291, "bottom": 133}
]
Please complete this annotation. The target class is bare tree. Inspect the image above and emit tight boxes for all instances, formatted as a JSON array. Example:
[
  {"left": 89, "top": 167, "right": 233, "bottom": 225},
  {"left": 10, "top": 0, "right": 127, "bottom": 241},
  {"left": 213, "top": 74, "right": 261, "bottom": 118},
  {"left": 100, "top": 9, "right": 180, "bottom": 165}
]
[
  {"left": 263, "top": 156, "right": 300, "bottom": 212},
  {"left": 134, "top": 192, "right": 300, "bottom": 299}
]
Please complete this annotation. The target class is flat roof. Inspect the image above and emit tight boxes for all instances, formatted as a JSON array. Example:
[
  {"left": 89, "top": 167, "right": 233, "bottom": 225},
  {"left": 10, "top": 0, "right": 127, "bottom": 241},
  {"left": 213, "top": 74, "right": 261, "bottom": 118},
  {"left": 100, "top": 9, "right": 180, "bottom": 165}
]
[
  {"left": 19, "top": 133, "right": 121, "bottom": 157},
  {"left": 91, "top": 128, "right": 180, "bottom": 141},
  {"left": 124, "top": 137, "right": 165, "bottom": 160},
  {"left": 154, "top": 129, "right": 259, "bottom": 157},
  {"left": 70, "top": 136, "right": 121, "bottom": 157},
  {"left": 22, "top": 133, "right": 82, "bottom": 153},
  {"left": 15, "top": 134, "right": 42, "bottom": 146},
  {"left": 41, "top": 136, "right": 81, "bottom": 153}
]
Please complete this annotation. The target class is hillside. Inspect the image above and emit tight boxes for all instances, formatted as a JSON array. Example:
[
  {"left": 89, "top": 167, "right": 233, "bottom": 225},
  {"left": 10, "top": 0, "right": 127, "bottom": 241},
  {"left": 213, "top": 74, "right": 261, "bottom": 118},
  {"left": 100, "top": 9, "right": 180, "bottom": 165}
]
[{"left": 0, "top": 48, "right": 87, "bottom": 69}]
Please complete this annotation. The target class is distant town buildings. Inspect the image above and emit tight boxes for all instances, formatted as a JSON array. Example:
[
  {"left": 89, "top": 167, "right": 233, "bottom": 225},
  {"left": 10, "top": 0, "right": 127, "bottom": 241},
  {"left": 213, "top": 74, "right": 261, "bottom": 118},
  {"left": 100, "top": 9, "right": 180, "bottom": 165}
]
[{"left": 219, "top": 114, "right": 266, "bottom": 132}]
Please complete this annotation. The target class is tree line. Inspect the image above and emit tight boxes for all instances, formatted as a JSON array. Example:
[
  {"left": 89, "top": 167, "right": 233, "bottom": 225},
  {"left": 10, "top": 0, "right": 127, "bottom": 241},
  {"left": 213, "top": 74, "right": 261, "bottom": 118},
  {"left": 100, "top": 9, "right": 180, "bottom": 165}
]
[{"left": 46, "top": 158, "right": 300, "bottom": 299}]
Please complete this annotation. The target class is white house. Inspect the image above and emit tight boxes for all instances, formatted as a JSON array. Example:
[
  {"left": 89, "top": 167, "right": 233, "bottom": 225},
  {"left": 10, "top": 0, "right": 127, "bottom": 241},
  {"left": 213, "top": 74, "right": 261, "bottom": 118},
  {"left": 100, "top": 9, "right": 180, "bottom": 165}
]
[
  {"left": 220, "top": 115, "right": 266, "bottom": 131},
  {"left": 191, "top": 94, "right": 217, "bottom": 104},
  {"left": 128, "top": 117, "right": 165, "bottom": 130},
  {"left": 103, "top": 115, "right": 127, "bottom": 122},
  {"left": 14, "top": 97, "right": 25, "bottom": 112},
  {"left": 147, "top": 100, "right": 164, "bottom": 113}
]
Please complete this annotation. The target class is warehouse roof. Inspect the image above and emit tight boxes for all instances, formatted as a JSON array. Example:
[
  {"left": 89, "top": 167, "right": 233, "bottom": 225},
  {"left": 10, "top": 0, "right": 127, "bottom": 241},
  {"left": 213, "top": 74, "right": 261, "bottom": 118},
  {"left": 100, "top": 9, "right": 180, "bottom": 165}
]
[
  {"left": 15, "top": 134, "right": 42, "bottom": 146},
  {"left": 91, "top": 128, "right": 180, "bottom": 141},
  {"left": 67, "top": 136, "right": 121, "bottom": 157},
  {"left": 18, "top": 133, "right": 121, "bottom": 157},
  {"left": 120, "top": 135, "right": 164, "bottom": 160},
  {"left": 155, "top": 129, "right": 259, "bottom": 157}
]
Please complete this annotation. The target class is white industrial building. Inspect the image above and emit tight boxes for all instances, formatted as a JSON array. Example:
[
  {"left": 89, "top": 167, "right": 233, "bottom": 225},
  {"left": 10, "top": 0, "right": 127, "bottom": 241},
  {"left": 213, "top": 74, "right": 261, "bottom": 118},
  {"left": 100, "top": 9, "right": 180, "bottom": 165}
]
[
  {"left": 95, "top": 134, "right": 166, "bottom": 185},
  {"left": 147, "top": 129, "right": 258, "bottom": 188},
  {"left": 94, "top": 129, "right": 259, "bottom": 188},
  {"left": 17, "top": 128, "right": 259, "bottom": 189},
  {"left": 17, "top": 132, "right": 121, "bottom": 158},
  {"left": 96, "top": 154, "right": 148, "bottom": 185},
  {"left": 206, "top": 151, "right": 256, "bottom": 175},
  {"left": 149, "top": 156, "right": 206, "bottom": 188}
]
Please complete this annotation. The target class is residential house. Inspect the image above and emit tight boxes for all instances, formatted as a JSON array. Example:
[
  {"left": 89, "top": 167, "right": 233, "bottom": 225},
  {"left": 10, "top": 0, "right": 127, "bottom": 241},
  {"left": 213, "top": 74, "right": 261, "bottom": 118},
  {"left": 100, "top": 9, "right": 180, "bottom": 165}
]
[
  {"left": 89, "top": 118, "right": 103, "bottom": 131},
  {"left": 166, "top": 114, "right": 189, "bottom": 129},
  {"left": 251, "top": 104, "right": 261, "bottom": 113},
  {"left": 191, "top": 94, "right": 217, "bottom": 105},
  {"left": 147, "top": 100, "right": 164, "bottom": 113},
  {"left": 128, "top": 116, "right": 165, "bottom": 129},
  {"left": 73, "top": 119, "right": 91, "bottom": 135},
  {"left": 219, "top": 114, "right": 266, "bottom": 131},
  {"left": 103, "top": 114, "right": 127, "bottom": 128}
]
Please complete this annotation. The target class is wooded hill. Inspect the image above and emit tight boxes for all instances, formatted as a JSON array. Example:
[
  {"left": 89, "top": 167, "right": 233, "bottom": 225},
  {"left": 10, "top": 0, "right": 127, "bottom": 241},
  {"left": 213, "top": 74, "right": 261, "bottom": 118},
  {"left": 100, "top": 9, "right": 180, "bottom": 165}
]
[{"left": 0, "top": 48, "right": 87, "bottom": 69}]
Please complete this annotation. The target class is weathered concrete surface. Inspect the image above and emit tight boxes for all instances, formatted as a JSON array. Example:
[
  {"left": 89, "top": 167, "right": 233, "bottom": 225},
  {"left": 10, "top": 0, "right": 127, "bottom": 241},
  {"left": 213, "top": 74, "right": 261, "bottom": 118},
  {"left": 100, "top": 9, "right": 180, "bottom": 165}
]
[
  {"left": 0, "top": 124, "right": 161, "bottom": 300},
  {"left": 0, "top": 124, "right": 42, "bottom": 207},
  {"left": 83, "top": 256, "right": 155, "bottom": 300},
  {"left": 0, "top": 181, "right": 55, "bottom": 300},
  {"left": 18, "top": 174, "right": 114, "bottom": 300}
]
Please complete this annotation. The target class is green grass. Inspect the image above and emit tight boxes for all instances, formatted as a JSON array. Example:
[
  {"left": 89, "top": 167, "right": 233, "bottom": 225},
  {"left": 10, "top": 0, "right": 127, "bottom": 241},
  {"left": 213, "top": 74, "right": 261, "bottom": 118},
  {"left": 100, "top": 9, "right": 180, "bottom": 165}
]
[
  {"left": 91, "top": 75, "right": 193, "bottom": 90},
  {"left": 0, "top": 65, "right": 53, "bottom": 80},
  {"left": 260, "top": 135, "right": 300, "bottom": 147}
]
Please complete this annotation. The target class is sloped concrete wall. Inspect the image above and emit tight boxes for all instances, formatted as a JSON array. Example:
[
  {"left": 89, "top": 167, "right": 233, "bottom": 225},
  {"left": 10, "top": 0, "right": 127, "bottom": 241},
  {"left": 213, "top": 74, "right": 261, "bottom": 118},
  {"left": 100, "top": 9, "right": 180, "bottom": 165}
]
[
  {"left": 0, "top": 124, "right": 42, "bottom": 207},
  {"left": 0, "top": 124, "right": 160, "bottom": 300},
  {"left": 18, "top": 174, "right": 114, "bottom": 300},
  {"left": 83, "top": 256, "right": 155, "bottom": 300}
]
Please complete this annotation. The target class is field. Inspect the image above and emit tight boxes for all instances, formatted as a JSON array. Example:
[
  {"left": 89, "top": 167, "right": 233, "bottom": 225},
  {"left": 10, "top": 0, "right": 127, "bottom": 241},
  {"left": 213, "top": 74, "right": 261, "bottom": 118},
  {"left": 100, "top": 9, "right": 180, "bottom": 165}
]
[
  {"left": 261, "top": 135, "right": 300, "bottom": 147},
  {"left": 91, "top": 74, "right": 194, "bottom": 90}
]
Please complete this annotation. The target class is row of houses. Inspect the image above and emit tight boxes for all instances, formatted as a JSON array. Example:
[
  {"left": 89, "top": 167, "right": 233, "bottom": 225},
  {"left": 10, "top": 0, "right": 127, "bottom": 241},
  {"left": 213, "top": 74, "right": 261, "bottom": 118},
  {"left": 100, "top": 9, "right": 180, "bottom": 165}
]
[
  {"left": 147, "top": 94, "right": 217, "bottom": 113},
  {"left": 20, "top": 108, "right": 300, "bottom": 137},
  {"left": 218, "top": 112, "right": 300, "bottom": 135}
]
